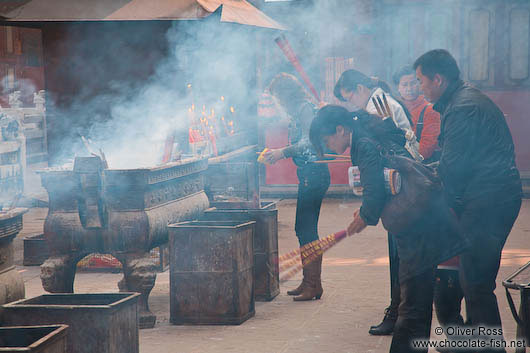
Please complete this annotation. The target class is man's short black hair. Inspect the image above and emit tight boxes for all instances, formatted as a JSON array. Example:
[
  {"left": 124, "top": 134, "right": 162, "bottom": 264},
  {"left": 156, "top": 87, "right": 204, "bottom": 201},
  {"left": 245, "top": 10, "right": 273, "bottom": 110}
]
[
  {"left": 413, "top": 49, "right": 460, "bottom": 82},
  {"left": 392, "top": 65, "right": 415, "bottom": 86}
]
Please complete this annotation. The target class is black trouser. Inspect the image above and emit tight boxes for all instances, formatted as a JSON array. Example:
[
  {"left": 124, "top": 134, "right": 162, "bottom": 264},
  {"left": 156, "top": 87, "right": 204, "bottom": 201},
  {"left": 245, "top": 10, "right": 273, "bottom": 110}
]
[
  {"left": 434, "top": 268, "right": 465, "bottom": 329},
  {"left": 388, "top": 233, "right": 400, "bottom": 313},
  {"left": 389, "top": 253, "right": 465, "bottom": 328},
  {"left": 457, "top": 198, "right": 522, "bottom": 353},
  {"left": 294, "top": 166, "right": 330, "bottom": 246},
  {"left": 390, "top": 268, "right": 436, "bottom": 353}
]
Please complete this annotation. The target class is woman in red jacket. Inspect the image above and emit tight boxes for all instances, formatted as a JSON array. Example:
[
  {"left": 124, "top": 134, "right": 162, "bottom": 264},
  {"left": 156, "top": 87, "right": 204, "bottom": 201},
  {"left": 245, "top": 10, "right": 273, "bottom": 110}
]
[{"left": 393, "top": 65, "right": 440, "bottom": 162}]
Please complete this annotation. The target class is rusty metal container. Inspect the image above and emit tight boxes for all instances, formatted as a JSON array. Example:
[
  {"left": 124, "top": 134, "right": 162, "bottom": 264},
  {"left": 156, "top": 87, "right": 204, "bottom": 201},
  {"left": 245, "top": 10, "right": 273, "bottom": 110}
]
[
  {"left": 0, "top": 208, "right": 27, "bottom": 306},
  {"left": 168, "top": 220, "right": 255, "bottom": 325},
  {"left": 23, "top": 234, "right": 49, "bottom": 266},
  {"left": 205, "top": 161, "right": 260, "bottom": 209},
  {"left": 503, "top": 261, "right": 530, "bottom": 352},
  {"left": 202, "top": 202, "right": 279, "bottom": 301},
  {"left": 2, "top": 293, "right": 140, "bottom": 353},
  {"left": 0, "top": 325, "right": 68, "bottom": 353}
]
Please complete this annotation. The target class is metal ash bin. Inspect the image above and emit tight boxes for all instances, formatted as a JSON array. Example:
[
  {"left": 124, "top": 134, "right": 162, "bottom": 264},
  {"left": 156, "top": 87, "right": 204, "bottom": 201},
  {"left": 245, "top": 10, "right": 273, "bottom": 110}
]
[
  {"left": 0, "top": 208, "right": 27, "bottom": 307},
  {"left": 168, "top": 220, "right": 255, "bottom": 325},
  {"left": 503, "top": 261, "right": 530, "bottom": 352},
  {"left": 2, "top": 293, "right": 139, "bottom": 353},
  {"left": 0, "top": 325, "right": 68, "bottom": 353},
  {"left": 204, "top": 145, "right": 260, "bottom": 209},
  {"left": 201, "top": 202, "right": 279, "bottom": 301},
  {"left": 205, "top": 158, "right": 260, "bottom": 209}
]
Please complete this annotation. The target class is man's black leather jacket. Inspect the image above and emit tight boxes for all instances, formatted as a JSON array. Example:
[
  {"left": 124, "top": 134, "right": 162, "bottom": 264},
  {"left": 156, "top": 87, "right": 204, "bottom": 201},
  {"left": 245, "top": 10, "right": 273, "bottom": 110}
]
[{"left": 433, "top": 80, "right": 522, "bottom": 213}]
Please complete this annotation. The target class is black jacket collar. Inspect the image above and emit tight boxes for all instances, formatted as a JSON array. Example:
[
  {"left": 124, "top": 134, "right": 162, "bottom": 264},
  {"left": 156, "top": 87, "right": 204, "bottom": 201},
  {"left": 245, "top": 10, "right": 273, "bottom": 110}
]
[{"left": 433, "top": 79, "right": 464, "bottom": 113}]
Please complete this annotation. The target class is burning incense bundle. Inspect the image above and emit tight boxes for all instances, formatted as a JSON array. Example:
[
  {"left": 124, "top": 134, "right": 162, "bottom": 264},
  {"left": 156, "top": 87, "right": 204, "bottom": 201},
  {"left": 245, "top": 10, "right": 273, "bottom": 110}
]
[
  {"left": 278, "top": 230, "right": 347, "bottom": 283},
  {"left": 275, "top": 34, "right": 320, "bottom": 103}
]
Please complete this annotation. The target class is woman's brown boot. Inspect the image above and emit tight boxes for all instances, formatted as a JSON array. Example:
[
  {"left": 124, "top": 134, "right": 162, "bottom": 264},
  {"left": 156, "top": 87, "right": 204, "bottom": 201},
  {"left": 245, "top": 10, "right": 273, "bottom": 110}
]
[
  {"left": 287, "top": 264, "right": 307, "bottom": 295},
  {"left": 293, "top": 254, "right": 323, "bottom": 301}
]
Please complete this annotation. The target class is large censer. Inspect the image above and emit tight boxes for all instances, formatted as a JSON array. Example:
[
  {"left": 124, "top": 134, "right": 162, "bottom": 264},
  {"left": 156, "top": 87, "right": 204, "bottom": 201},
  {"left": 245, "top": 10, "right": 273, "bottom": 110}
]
[{"left": 38, "top": 156, "right": 209, "bottom": 328}]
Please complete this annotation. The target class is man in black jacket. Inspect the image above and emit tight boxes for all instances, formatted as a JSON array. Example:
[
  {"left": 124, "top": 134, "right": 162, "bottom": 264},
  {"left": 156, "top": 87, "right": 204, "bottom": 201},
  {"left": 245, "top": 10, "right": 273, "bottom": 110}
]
[{"left": 414, "top": 49, "right": 522, "bottom": 352}]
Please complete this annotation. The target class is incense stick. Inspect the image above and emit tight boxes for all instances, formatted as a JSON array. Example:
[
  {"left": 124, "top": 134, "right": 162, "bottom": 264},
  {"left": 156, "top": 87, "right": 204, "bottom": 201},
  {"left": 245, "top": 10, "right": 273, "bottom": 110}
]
[
  {"left": 313, "top": 159, "right": 351, "bottom": 164},
  {"left": 323, "top": 154, "right": 350, "bottom": 159}
]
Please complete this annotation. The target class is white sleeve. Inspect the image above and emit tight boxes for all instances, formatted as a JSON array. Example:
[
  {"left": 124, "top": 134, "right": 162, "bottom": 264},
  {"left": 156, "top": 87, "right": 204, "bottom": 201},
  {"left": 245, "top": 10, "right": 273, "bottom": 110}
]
[
  {"left": 368, "top": 91, "right": 412, "bottom": 130},
  {"left": 365, "top": 99, "right": 379, "bottom": 116},
  {"left": 388, "top": 98, "right": 412, "bottom": 130}
]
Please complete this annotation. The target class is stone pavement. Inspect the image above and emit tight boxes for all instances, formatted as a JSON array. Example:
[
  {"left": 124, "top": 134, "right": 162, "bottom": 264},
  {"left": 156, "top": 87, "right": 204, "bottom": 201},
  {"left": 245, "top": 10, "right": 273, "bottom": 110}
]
[{"left": 11, "top": 199, "right": 530, "bottom": 353}]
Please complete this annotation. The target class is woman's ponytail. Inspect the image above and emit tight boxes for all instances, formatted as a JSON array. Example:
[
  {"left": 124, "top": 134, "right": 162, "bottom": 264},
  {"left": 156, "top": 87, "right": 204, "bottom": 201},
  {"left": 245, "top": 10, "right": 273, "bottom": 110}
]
[{"left": 373, "top": 78, "right": 393, "bottom": 95}]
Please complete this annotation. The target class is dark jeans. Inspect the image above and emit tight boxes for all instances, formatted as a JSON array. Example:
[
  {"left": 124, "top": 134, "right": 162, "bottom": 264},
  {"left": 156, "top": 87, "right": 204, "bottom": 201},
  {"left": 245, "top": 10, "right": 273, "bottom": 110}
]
[
  {"left": 390, "top": 268, "right": 436, "bottom": 353},
  {"left": 389, "top": 233, "right": 400, "bottom": 313},
  {"left": 434, "top": 268, "right": 465, "bottom": 329},
  {"left": 389, "top": 252, "right": 466, "bottom": 325},
  {"left": 458, "top": 198, "right": 522, "bottom": 353},
  {"left": 294, "top": 166, "right": 330, "bottom": 247}
]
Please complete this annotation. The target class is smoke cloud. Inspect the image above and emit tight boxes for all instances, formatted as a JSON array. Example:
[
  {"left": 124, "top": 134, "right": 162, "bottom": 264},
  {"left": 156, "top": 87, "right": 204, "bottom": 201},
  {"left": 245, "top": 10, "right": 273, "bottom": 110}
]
[{"left": 49, "top": 14, "right": 268, "bottom": 169}]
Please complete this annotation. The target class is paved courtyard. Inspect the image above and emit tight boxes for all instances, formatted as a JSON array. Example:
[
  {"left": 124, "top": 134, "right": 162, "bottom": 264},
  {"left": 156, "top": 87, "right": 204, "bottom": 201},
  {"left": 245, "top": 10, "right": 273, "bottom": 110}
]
[{"left": 12, "top": 198, "right": 530, "bottom": 353}]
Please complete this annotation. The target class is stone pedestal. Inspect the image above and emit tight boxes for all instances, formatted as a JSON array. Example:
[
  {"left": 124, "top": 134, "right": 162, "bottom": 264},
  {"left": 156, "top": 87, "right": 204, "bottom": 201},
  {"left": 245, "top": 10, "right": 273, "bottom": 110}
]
[{"left": 0, "top": 208, "right": 27, "bottom": 307}]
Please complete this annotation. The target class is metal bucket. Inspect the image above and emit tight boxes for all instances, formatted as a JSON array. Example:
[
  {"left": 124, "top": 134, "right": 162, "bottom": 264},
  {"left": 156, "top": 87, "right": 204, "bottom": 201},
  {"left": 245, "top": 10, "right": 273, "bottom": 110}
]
[
  {"left": 202, "top": 202, "right": 279, "bottom": 301},
  {"left": 2, "top": 293, "right": 139, "bottom": 353},
  {"left": 168, "top": 220, "right": 255, "bottom": 324},
  {"left": 503, "top": 261, "right": 530, "bottom": 352},
  {"left": 0, "top": 325, "right": 68, "bottom": 353}
]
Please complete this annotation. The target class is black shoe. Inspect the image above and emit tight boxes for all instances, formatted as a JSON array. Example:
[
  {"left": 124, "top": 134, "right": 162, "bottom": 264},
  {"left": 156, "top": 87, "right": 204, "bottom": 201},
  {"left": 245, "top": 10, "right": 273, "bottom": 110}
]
[{"left": 368, "top": 307, "right": 397, "bottom": 336}]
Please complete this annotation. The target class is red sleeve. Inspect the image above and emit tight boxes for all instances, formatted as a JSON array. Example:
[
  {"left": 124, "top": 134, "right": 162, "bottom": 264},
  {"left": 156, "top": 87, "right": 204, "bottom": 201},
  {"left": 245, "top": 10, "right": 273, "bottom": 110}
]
[{"left": 418, "top": 106, "right": 441, "bottom": 159}]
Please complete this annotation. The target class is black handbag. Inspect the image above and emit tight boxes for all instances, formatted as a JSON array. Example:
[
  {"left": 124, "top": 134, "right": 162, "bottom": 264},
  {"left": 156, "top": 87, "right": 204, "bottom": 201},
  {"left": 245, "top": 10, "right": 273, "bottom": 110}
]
[{"left": 380, "top": 153, "right": 442, "bottom": 235}]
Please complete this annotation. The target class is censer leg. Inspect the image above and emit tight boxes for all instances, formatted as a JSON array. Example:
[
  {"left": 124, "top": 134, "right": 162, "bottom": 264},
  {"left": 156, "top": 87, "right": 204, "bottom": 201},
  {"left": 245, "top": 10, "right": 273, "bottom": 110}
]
[
  {"left": 117, "top": 253, "right": 157, "bottom": 329},
  {"left": 40, "top": 254, "right": 83, "bottom": 293}
]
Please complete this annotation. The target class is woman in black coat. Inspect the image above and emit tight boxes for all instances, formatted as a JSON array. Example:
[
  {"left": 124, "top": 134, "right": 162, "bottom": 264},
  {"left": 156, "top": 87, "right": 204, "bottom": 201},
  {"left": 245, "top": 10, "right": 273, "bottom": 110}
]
[{"left": 309, "top": 105, "right": 467, "bottom": 353}]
